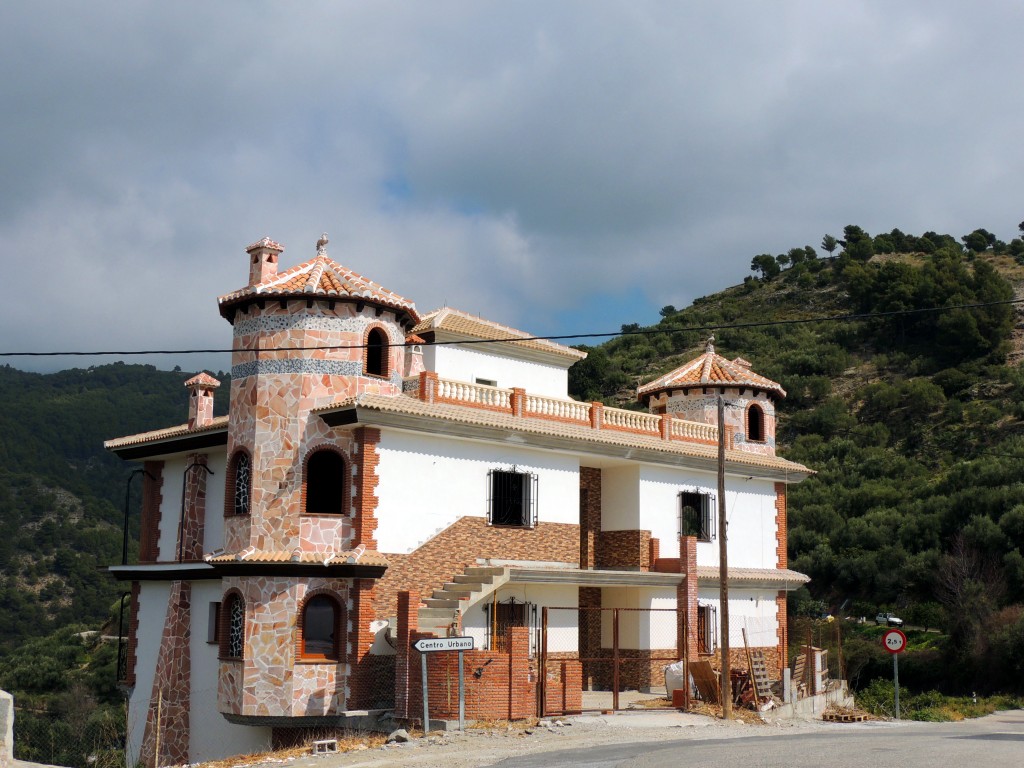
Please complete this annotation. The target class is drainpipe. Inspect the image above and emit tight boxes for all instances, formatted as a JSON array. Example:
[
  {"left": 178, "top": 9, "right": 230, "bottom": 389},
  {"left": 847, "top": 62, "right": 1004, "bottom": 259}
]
[{"left": 178, "top": 460, "right": 214, "bottom": 562}]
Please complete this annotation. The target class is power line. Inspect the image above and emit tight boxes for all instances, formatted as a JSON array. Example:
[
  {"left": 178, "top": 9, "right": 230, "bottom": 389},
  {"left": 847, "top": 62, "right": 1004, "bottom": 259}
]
[{"left": 0, "top": 297, "right": 1021, "bottom": 358}]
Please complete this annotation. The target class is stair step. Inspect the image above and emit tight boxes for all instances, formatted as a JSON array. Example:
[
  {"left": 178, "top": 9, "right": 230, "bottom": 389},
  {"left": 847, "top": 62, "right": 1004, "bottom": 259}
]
[
  {"left": 453, "top": 573, "right": 494, "bottom": 585},
  {"left": 420, "top": 608, "right": 459, "bottom": 620},
  {"left": 442, "top": 582, "right": 483, "bottom": 592},
  {"left": 465, "top": 566, "right": 506, "bottom": 577},
  {"left": 431, "top": 589, "right": 468, "bottom": 601},
  {"left": 423, "top": 597, "right": 461, "bottom": 609}
]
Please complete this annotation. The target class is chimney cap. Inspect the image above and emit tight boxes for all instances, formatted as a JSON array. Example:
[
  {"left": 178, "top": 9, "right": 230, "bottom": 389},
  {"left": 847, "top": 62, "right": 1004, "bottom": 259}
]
[
  {"left": 245, "top": 236, "right": 284, "bottom": 253},
  {"left": 184, "top": 372, "right": 221, "bottom": 391}
]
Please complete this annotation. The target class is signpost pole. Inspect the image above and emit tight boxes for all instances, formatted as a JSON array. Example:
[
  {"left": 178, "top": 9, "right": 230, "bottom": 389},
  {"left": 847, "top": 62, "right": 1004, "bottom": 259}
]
[
  {"left": 458, "top": 649, "right": 465, "bottom": 731},
  {"left": 421, "top": 651, "right": 430, "bottom": 734},
  {"left": 893, "top": 653, "right": 900, "bottom": 721}
]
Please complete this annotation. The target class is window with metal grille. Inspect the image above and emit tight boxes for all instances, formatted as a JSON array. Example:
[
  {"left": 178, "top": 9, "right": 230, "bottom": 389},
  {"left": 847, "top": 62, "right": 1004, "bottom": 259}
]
[
  {"left": 228, "top": 451, "right": 251, "bottom": 516},
  {"left": 487, "top": 469, "right": 538, "bottom": 527},
  {"left": 697, "top": 603, "right": 717, "bottom": 654},
  {"left": 680, "top": 491, "right": 716, "bottom": 541},
  {"left": 221, "top": 593, "right": 245, "bottom": 659},
  {"left": 484, "top": 598, "right": 537, "bottom": 653}
]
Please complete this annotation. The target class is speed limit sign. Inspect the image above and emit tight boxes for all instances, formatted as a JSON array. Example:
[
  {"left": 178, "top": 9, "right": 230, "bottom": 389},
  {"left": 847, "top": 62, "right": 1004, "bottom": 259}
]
[{"left": 883, "top": 628, "right": 907, "bottom": 654}]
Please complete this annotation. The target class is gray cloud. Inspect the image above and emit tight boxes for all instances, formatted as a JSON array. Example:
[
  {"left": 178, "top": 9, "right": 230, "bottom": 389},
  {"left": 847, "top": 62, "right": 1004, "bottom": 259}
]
[{"left": 2, "top": 1, "right": 1022, "bottom": 373}]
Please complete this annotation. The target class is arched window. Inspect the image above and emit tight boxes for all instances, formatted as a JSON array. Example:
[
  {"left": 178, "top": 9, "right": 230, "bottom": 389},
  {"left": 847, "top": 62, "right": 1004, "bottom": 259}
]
[
  {"left": 748, "top": 403, "right": 765, "bottom": 442},
  {"left": 220, "top": 592, "right": 245, "bottom": 659},
  {"left": 304, "top": 449, "right": 346, "bottom": 515},
  {"left": 226, "top": 450, "right": 251, "bottom": 516},
  {"left": 299, "top": 594, "right": 342, "bottom": 661},
  {"left": 365, "top": 327, "right": 388, "bottom": 377}
]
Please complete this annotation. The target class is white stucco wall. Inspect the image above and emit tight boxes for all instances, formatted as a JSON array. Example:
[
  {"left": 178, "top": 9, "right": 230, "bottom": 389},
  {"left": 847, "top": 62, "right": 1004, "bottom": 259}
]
[
  {"left": 599, "top": 588, "right": 679, "bottom": 650},
  {"left": 425, "top": 345, "right": 570, "bottom": 398},
  {"left": 156, "top": 452, "right": 226, "bottom": 561},
  {"left": 190, "top": 581, "right": 270, "bottom": 761},
  {"left": 634, "top": 467, "right": 778, "bottom": 568},
  {"left": 375, "top": 431, "right": 580, "bottom": 554},
  {"left": 696, "top": 588, "right": 779, "bottom": 649},
  {"left": 126, "top": 582, "right": 171, "bottom": 768},
  {"left": 461, "top": 584, "right": 578, "bottom": 653},
  {"left": 600, "top": 465, "right": 640, "bottom": 532}
]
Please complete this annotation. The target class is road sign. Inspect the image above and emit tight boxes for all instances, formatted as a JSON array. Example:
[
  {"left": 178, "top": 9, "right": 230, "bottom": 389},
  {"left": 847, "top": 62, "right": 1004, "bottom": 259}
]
[
  {"left": 882, "top": 628, "right": 907, "bottom": 654},
  {"left": 413, "top": 636, "right": 475, "bottom": 653}
]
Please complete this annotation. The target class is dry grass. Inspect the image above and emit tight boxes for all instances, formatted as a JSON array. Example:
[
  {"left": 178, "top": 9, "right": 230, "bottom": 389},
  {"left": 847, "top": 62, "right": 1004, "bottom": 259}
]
[
  {"left": 197, "top": 732, "right": 389, "bottom": 768},
  {"left": 686, "top": 701, "right": 767, "bottom": 725}
]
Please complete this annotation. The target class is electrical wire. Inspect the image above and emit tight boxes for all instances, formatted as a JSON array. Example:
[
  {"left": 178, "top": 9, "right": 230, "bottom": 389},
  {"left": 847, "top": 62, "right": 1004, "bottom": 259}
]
[{"left": 0, "top": 297, "right": 1021, "bottom": 358}]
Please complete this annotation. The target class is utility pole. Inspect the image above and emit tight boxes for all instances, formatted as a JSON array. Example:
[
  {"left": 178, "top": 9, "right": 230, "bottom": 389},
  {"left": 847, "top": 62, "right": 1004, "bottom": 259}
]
[{"left": 718, "top": 394, "right": 732, "bottom": 719}]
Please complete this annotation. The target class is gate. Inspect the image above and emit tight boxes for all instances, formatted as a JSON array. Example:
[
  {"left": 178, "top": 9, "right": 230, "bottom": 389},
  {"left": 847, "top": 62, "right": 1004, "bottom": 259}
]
[{"left": 539, "top": 606, "right": 687, "bottom": 716}]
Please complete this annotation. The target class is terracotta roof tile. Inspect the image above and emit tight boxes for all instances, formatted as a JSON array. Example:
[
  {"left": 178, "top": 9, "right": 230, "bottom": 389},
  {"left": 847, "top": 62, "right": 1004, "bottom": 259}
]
[
  {"left": 205, "top": 546, "right": 389, "bottom": 567},
  {"left": 695, "top": 566, "right": 809, "bottom": 585},
  {"left": 219, "top": 254, "right": 418, "bottom": 321},
  {"left": 183, "top": 372, "right": 220, "bottom": 390},
  {"left": 638, "top": 340, "right": 785, "bottom": 399},
  {"left": 104, "top": 415, "right": 229, "bottom": 450},
  {"left": 412, "top": 307, "right": 586, "bottom": 360}
]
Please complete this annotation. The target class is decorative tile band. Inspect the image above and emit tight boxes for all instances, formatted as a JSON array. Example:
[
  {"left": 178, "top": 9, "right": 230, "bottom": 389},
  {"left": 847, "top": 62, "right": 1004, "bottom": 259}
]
[
  {"left": 234, "top": 314, "right": 366, "bottom": 337},
  {"left": 231, "top": 358, "right": 403, "bottom": 386}
]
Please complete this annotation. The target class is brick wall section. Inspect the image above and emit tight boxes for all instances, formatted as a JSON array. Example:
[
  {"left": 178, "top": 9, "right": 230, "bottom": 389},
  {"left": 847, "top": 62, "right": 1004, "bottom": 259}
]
[
  {"left": 180, "top": 454, "right": 208, "bottom": 562},
  {"left": 139, "top": 461, "right": 164, "bottom": 563},
  {"left": 774, "top": 482, "right": 787, "bottom": 568},
  {"left": 597, "top": 529, "right": 652, "bottom": 570},
  {"left": 347, "top": 578, "right": 391, "bottom": 709},
  {"left": 125, "top": 581, "right": 141, "bottom": 686},
  {"left": 776, "top": 590, "right": 788, "bottom": 677},
  {"left": 374, "top": 517, "right": 580, "bottom": 620},
  {"left": 139, "top": 581, "right": 191, "bottom": 768},
  {"left": 543, "top": 660, "right": 583, "bottom": 715},
  {"left": 394, "top": 590, "right": 418, "bottom": 719},
  {"left": 353, "top": 428, "right": 381, "bottom": 549},
  {"left": 579, "top": 467, "right": 602, "bottom": 569},
  {"left": 578, "top": 588, "right": 602, "bottom": 691},
  {"left": 679, "top": 536, "right": 699, "bottom": 662}
]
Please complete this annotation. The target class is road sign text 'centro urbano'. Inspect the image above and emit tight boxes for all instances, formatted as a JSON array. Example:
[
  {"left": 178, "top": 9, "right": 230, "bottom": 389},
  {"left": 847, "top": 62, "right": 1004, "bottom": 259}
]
[{"left": 413, "top": 636, "right": 475, "bottom": 653}]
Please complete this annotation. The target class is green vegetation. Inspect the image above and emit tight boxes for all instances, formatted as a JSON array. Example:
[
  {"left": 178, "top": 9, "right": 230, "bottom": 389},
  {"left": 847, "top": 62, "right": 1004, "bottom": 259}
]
[{"left": 570, "top": 223, "right": 1024, "bottom": 695}]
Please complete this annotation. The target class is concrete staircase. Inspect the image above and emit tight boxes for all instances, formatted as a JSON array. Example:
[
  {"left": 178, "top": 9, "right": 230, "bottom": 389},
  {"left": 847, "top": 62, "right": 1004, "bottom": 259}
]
[{"left": 417, "top": 565, "right": 510, "bottom": 636}]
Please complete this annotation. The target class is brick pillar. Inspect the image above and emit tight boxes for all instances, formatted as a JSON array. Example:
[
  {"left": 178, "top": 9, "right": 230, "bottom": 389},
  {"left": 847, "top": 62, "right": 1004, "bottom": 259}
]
[
  {"left": 347, "top": 579, "right": 377, "bottom": 709},
  {"left": 125, "top": 581, "right": 142, "bottom": 686},
  {"left": 659, "top": 413, "right": 672, "bottom": 441},
  {"left": 395, "top": 590, "right": 419, "bottom": 719},
  {"left": 511, "top": 388, "right": 526, "bottom": 417},
  {"left": 579, "top": 467, "right": 602, "bottom": 569},
  {"left": 139, "top": 462, "right": 164, "bottom": 563},
  {"left": 353, "top": 428, "right": 381, "bottom": 549},
  {"left": 139, "top": 581, "right": 191, "bottom": 768},
  {"left": 774, "top": 483, "right": 788, "bottom": 568},
  {"left": 418, "top": 371, "right": 438, "bottom": 403},
  {"left": 578, "top": 587, "right": 602, "bottom": 691},
  {"left": 508, "top": 626, "right": 533, "bottom": 719},
  {"left": 589, "top": 402, "right": 604, "bottom": 430},
  {"left": 678, "top": 536, "right": 698, "bottom": 662},
  {"left": 649, "top": 538, "right": 660, "bottom": 567},
  {"left": 180, "top": 454, "right": 208, "bottom": 562},
  {"left": 776, "top": 590, "right": 788, "bottom": 678}
]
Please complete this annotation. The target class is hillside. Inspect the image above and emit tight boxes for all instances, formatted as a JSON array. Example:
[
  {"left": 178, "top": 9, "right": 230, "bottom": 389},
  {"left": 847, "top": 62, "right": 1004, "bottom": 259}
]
[
  {"left": 0, "top": 363, "right": 228, "bottom": 651},
  {"left": 569, "top": 224, "right": 1024, "bottom": 691}
]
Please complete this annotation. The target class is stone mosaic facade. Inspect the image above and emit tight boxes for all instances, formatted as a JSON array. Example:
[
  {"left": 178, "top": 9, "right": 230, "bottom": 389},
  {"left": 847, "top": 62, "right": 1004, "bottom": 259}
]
[
  {"left": 664, "top": 390, "right": 777, "bottom": 455},
  {"left": 217, "top": 576, "right": 353, "bottom": 717}
]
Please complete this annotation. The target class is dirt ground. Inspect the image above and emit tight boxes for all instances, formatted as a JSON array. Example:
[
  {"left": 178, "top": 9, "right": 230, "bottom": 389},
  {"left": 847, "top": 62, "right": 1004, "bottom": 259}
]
[{"left": 208, "top": 706, "right": 878, "bottom": 768}]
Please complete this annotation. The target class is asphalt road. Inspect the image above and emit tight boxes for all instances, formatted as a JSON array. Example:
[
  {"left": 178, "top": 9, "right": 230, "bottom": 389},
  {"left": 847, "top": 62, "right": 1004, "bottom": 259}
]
[{"left": 490, "top": 710, "right": 1024, "bottom": 768}]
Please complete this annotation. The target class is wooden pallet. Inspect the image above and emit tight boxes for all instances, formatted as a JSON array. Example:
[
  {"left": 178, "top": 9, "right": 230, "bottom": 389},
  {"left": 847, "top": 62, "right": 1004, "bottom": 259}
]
[{"left": 823, "top": 712, "right": 868, "bottom": 723}]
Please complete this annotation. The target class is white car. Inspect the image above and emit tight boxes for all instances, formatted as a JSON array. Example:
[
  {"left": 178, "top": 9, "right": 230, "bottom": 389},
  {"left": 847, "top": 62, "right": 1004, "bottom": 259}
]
[{"left": 876, "top": 612, "right": 904, "bottom": 627}]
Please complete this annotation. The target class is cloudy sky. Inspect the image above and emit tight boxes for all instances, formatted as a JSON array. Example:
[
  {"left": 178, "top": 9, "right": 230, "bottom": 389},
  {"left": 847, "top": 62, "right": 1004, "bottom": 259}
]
[{"left": 3, "top": 1, "right": 1022, "bottom": 374}]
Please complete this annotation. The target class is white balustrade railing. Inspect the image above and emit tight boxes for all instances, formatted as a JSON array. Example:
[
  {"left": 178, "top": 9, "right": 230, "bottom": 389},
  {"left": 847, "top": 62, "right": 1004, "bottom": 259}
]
[
  {"left": 602, "top": 407, "right": 661, "bottom": 434},
  {"left": 670, "top": 418, "right": 718, "bottom": 443},
  {"left": 524, "top": 394, "right": 591, "bottom": 422},
  {"left": 435, "top": 379, "right": 512, "bottom": 409}
]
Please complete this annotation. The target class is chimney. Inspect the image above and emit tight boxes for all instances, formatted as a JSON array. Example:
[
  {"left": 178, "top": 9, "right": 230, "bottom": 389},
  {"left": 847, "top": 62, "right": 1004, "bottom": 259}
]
[
  {"left": 184, "top": 372, "right": 221, "bottom": 429},
  {"left": 246, "top": 237, "right": 284, "bottom": 286},
  {"left": 404, "top": 334, "right": 425, "bottom": 377}
]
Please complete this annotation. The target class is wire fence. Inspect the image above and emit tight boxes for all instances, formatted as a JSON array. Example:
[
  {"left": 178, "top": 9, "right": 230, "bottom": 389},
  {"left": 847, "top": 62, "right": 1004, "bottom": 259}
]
[{"left": 13, "top": 706, "right": 125, "bottom": 768}]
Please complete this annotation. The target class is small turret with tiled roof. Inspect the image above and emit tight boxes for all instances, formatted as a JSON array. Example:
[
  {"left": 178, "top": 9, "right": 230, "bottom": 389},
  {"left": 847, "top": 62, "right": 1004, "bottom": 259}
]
[{"left": 638, "top": 337, "right": 784, "bottom": 457}]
